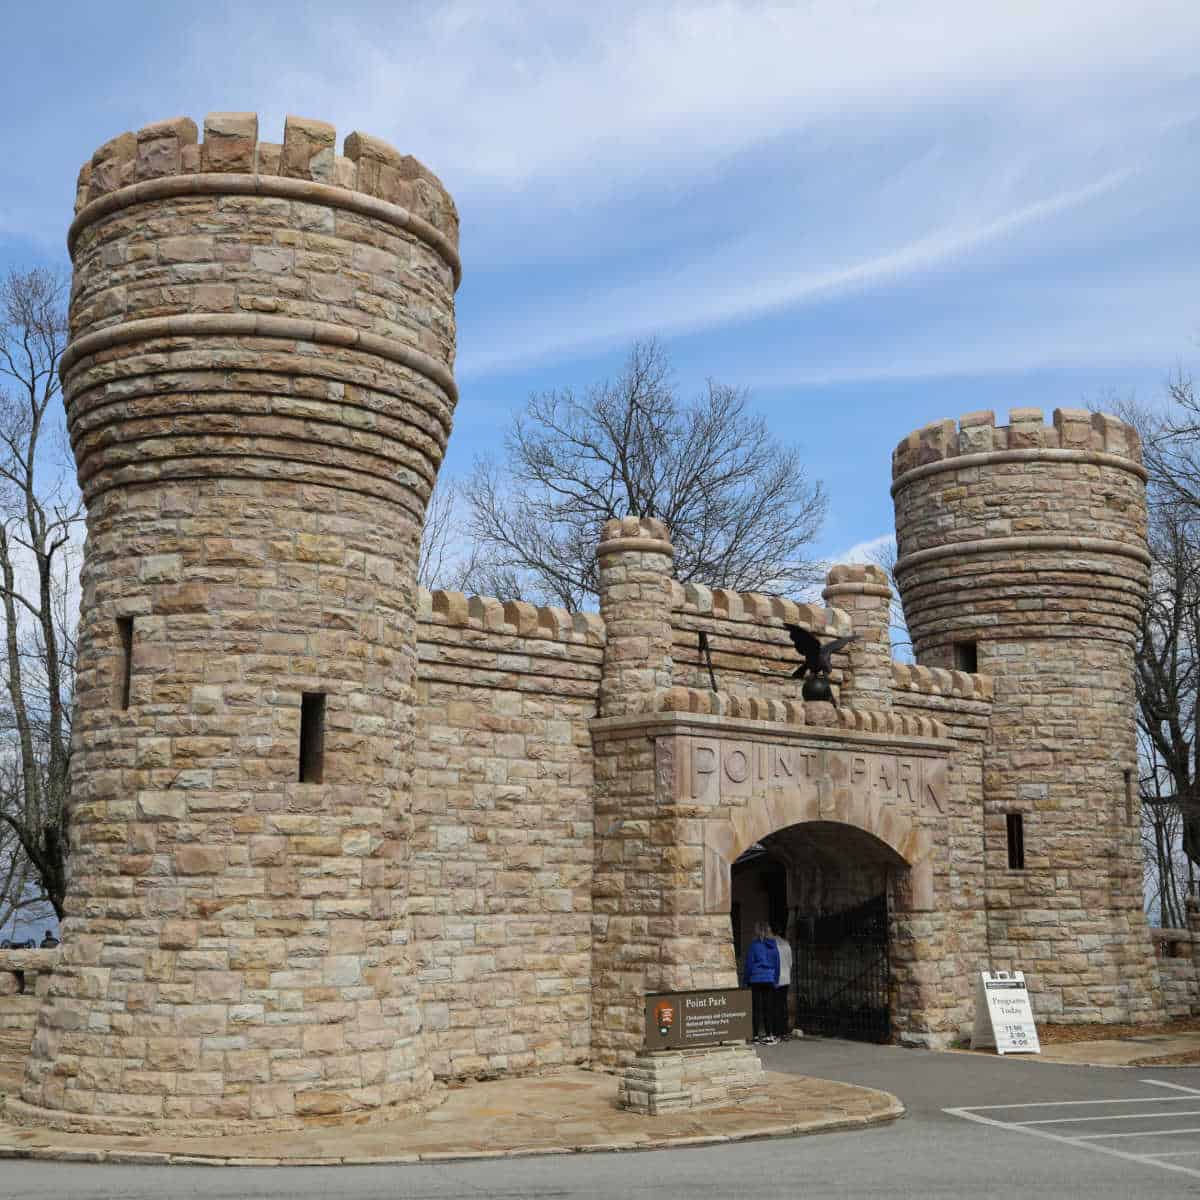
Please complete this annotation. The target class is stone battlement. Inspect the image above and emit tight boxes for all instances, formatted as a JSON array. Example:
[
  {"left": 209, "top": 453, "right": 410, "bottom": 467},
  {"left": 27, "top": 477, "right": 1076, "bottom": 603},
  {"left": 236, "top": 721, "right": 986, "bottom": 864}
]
[
  {"left": 892, "top": 407, "right": 1144, "bottom": 482},
  {"left": 671, "top": 581, "right": 851, "bottom": 637},
  {"left": 419, "top": 588, "right": 605, "bottom": 646},
  {"left": 651, "top": 686, "right": 949, "bottom": 738},
  {"left": 891, "top": 662, "right": 993, "bottom": 703},
  {"left": 72, "top": 113, "right": 459, "bottom": 274}
]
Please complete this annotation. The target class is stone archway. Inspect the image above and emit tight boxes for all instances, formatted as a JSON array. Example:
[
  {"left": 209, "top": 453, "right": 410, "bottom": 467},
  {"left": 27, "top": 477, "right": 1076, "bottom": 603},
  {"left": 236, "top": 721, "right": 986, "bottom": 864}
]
[
  {"left": 703, "top": 784, "right": 933, "bottom": 916},
  {"left": 731, "top": 820, "right": 909, "bottom": 1042}
]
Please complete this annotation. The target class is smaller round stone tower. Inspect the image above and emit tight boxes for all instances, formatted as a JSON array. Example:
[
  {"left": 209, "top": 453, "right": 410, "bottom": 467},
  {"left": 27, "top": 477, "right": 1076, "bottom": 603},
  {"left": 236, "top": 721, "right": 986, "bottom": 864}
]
[
  {"left": 18, "top": 113, "right": 459, "bottom": 1134},
  {"left": 892, "top": 407, "right": 1161, "bottom": 1022}
]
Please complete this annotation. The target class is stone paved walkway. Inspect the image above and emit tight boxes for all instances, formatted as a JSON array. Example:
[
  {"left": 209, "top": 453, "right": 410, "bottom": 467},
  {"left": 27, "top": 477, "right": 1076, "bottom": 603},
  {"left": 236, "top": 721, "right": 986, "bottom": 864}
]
[{"left": 0, "top": 1066, "right": 903, "bottom": 1166}]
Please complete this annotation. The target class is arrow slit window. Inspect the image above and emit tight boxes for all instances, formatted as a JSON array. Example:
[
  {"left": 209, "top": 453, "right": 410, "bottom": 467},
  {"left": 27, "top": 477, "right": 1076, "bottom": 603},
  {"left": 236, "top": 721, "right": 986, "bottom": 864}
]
[
  {"left": 1006, "top": 813, "right": 1025, "bottom": 870},
  {"left": 299, "top": 693, "right": 326, "bottom": 783}
]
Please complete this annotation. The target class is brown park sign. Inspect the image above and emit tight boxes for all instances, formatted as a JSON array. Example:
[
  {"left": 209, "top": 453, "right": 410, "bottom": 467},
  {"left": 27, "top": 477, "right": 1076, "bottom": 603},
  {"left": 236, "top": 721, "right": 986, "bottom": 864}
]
[{"left": 644, "top": 988, "right": 753, "bottom": 1050}]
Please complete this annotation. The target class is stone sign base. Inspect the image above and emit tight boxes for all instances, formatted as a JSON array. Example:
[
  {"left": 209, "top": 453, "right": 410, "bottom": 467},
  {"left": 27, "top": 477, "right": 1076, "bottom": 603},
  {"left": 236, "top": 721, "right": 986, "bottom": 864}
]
[{"left": 618, "top": 1044, "right": 765, "bottom": 1115}]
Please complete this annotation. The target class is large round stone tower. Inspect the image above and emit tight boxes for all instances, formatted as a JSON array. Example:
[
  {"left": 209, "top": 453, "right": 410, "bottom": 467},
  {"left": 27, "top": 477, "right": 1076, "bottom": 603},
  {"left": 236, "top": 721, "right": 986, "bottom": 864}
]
[
  {"left": 892, "top": 407, "right": 1161, "bottom": 1022},
  {"left": 16, "top": 114, "right": 459, "bottom": 1132}
]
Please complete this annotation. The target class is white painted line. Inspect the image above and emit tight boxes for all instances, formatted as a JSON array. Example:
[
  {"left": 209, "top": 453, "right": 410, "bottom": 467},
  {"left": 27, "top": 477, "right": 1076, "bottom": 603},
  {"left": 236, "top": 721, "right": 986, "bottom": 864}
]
[
  {"left": 944, "top": 1107, "right": 1200, "bottom": 1183},
  {"left": 1017, "top": 1109, "right": 1200, "bottom": 1126},
  {"left": 964, "top": 1095, "right": 1200, "bottom": 1112},
  {"left": 1076, "top": 1127, "right": 1200, "bottom": 1141},
  {"left": 1141, "top": 1079, "right": 1200, "bottom": 1097},
  {"left": 1145, "top": 1151, "right": 1200, "bottom": 1159}
]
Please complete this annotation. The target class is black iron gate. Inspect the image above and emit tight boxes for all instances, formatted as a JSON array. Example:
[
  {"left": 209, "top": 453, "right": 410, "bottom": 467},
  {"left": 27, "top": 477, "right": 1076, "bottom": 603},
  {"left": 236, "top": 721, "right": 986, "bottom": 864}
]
[{"left": 793, "top": 894, "right": 890, "bottom": 1042}]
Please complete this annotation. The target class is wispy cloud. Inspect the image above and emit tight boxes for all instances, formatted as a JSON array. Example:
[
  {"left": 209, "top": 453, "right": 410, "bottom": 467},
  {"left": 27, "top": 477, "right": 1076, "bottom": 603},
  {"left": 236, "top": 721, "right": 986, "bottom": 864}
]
[
  {"left": 457, "top": 166, "right": 1141, "bottom": 376},
  {"left": 833, "top": 533, "right": 895, "bottom": 567}
]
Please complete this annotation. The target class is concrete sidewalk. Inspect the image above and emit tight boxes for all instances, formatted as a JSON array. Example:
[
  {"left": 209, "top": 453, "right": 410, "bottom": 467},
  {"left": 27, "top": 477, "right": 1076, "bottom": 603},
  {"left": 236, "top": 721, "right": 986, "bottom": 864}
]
[
  {"left": 1033, "top": 1032, "right": 1200, "bottom": 1067},
  {"left": 955, "top": 1031, "right": 1200, "bottom": 1068},
  {"left": 0, "top": 1065, "right": 903, "bottom": 1167}
]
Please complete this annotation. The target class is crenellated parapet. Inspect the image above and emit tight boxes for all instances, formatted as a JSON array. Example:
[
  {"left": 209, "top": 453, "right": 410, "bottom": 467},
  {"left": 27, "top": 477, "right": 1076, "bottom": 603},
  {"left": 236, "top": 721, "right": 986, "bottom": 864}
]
[
  {"left": 891, "top": 662, "right": 993, "bottom": 704},
  {"left": 892, "top": 407, "right": 1150, "bottom": 662},
  {"left": 73, "top": 114, "right": 458, "bottom": 270},
  {"left": 672, "top": 580, "right": 851, "bottom": 636},
  {"left": 892, "top": 407, "right": 1144, "bottom": 483},
  {"left": 419, "top": 589, "right": 605, "bottom": 646},
  {"left": 651, "top": 686, "right": 948, "bottom": 739}
]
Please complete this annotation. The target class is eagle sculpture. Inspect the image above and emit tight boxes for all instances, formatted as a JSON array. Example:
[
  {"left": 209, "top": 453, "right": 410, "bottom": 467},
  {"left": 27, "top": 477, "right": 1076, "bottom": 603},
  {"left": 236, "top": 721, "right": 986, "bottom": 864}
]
[{"left": 785, "top": 625, "right": 857, "bottom": 700}]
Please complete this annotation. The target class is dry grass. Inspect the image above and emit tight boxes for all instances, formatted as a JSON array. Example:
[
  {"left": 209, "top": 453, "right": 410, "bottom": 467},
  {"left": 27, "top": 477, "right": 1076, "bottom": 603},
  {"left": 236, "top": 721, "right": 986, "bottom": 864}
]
[{"left": 1036, "top": 1017, "right": 1200, "bottom": 1044}]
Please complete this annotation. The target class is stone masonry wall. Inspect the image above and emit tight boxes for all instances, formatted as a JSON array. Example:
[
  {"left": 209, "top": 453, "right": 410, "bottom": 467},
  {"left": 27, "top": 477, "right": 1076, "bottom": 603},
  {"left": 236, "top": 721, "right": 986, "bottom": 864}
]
[
  {"left": 892, "top": 663, "right": 993, "bottom": 1037},
  {"left": 0, "top": 952, "right": 57, "bottom": 1041},
  {"left": 410, "top": 590, "right": 603, "bottom": 1080},
  {"left": 670, "top": 583, "right": 853, "bottom": 705},
  {"left": 17, "top": 113, "right": 458, "bottom": 1136},
  {"left": 893, "top": 408, "right": 1163, "bottom": 1023}
]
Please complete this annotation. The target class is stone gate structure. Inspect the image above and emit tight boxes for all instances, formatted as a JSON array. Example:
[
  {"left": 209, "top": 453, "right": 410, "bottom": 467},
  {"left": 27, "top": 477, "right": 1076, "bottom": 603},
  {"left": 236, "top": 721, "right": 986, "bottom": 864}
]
[{"left": 0, "top": 112, "right": 1171, "bottom": 1133}]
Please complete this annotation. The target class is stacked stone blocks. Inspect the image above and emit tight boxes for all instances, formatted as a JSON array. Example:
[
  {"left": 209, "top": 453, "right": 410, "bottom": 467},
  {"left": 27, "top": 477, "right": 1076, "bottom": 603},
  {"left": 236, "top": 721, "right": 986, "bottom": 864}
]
[
  {"left": 6, "top": 115, "right": 1172, "bottom": 1133},
  {"left": 17, "top": 113, "right": 458, "bottom": 1134},
  {"left": 894, "top": 407, "right": 1160, "bottom": 1021}
]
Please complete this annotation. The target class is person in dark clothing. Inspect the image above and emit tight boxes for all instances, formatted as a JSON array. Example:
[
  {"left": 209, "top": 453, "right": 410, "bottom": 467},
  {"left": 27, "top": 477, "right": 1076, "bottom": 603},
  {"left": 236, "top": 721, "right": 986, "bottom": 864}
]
[
  {"left": 744, "top": 921, "right": 781, "bottom": 1043},
  {"left": 40, "top": 930, "right": 59, "bottom": 949}
]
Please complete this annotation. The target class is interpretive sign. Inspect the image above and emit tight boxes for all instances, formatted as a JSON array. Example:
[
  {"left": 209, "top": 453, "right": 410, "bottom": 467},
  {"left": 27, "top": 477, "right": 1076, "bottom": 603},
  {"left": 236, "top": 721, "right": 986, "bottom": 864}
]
[
  {"left": 970, "top": 970, "right": 1041, "bottom": 1055},
  {"left": 644, "top": 988, "right": 753, "bottom": 1050}
]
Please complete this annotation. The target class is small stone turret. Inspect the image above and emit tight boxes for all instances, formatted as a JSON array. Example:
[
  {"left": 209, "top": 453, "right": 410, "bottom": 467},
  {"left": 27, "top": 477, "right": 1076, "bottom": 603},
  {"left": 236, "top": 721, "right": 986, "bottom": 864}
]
[
  {"left": 597, "top": 517, "right": 675, "bottom": 715},
  {"left": 892, "top": 407, "right": 1160, "bottom": 1021},
  {"left": 18, "top": 114, "right": 459, "bottom": 1134},
  {"left": 822, "top": 563, "right": 893, "bottom": 711}
]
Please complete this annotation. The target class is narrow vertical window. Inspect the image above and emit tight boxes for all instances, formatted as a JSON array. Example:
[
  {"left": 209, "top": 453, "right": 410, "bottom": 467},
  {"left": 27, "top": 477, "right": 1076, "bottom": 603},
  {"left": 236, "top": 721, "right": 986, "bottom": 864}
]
[
  {"left": 299, "top": 693, "right": 326, "bottom": 783},
  {"left": 954, "top": 640, "right": 978, "bottom": 673},
  {"left": 116, "top": 616, "right": 134, "bottom": 709},
  {"left": 1006, "top": 813, "right": 1025, "bottom": 870},
  {"left": 1124, "top": 768, "right": 1135, "bottom": 825}
]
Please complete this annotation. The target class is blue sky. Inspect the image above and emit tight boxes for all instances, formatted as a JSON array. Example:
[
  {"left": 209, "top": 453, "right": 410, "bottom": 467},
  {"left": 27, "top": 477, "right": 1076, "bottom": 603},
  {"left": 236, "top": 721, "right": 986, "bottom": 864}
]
[{"left": 4, "top": 1, "right": 1200, "bottom": 564}]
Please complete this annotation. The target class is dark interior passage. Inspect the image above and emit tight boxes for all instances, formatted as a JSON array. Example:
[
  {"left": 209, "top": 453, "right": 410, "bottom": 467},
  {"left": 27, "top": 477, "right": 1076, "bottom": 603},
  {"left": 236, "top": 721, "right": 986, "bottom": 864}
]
[{"left": 731, "top": 821, "right": 901, "bottom": 1042}]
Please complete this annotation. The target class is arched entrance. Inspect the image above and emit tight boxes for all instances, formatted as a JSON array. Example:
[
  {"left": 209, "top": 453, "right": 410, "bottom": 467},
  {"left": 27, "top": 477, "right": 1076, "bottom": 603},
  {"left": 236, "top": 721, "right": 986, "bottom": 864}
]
[{"left": 731, "top": 821, "right": 911, "bottom": 1043}]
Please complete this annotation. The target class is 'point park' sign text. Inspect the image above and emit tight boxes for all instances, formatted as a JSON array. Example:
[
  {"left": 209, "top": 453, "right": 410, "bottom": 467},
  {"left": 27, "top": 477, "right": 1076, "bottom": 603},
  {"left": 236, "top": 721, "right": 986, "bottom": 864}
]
[
  {"left": 644, "top": 988, "right": 753, "bottom": 1050},
  {"left": 678, "top": 738, "right": 948, "bottom": 812}
]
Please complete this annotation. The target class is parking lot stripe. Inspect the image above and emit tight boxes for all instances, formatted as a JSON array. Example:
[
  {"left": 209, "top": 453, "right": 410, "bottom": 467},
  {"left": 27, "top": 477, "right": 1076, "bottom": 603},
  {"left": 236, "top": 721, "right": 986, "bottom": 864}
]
[
  {"left": 1076, "top": 1127, "right": 1200, "bottom": 1141},
  {"left": 964, "top": 1095, "right": 1200, "bottom": 1112},
  {"left": 945, "top": 1107, "right": 1200, "bottom": 1182},
  {"left": 1142, "top": 1079, "right": 1200, "bottom": 1097},
  {"left": 1017, "top": 1109, "right": 1200, "bottom": 1125}
]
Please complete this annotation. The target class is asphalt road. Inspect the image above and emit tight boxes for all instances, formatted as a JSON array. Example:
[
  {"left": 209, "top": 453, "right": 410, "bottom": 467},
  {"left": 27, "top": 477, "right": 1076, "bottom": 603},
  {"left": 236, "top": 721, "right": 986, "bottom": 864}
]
[{"left": 9, "top": 1038, "right": 1200, "bottom": 1199}]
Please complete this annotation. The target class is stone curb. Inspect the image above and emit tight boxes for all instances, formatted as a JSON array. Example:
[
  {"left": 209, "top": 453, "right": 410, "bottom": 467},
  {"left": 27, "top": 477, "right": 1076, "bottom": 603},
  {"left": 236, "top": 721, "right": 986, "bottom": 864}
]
[{"left": 0, "top": 1099, "right": 903, "bottom": 1168}]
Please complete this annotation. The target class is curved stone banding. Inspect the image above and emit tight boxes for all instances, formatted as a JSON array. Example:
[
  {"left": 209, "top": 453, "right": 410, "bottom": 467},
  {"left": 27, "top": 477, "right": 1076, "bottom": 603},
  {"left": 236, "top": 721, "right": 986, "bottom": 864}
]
[
  {"left": 890, "top": 407, "right": 1157, "bottom": 1024},
  {"left": 61, "top": 314, "right": 458, "bottom": 403},
  {"left": 596, "top": 535, "right": 675, "bottom": 558},
  {"left": 891, "top": 446, "right": 1149, "bottom": 495},
  {"left": 20, "top": 116, "right": 456, "bottom": 1135},
  {"left": 894, "top": 534, "right": 1152, "bottom": 576},
  {"left": 69, "top": 173, "right": 462, "bottom": 287}
]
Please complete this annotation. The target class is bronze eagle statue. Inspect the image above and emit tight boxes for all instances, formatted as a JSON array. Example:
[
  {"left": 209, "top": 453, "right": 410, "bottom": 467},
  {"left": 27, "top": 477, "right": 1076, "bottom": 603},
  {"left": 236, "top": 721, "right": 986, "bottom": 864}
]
[{"left": 785, "top": 625, "right": 856, "bottom": 681}]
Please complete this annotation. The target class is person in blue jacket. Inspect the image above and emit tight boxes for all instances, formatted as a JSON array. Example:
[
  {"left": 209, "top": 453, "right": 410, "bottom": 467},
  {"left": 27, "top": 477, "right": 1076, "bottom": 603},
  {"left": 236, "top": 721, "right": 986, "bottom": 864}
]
[{"left": 744, "top": 921, "right": 781, "bottom": 1044}]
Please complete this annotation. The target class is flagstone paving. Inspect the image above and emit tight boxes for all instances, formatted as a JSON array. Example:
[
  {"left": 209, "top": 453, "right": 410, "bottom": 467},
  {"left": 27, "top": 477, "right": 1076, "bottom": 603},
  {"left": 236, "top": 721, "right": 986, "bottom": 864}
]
[{"left": 0, "top": 1061, "right": 902, "bottom": 1166}]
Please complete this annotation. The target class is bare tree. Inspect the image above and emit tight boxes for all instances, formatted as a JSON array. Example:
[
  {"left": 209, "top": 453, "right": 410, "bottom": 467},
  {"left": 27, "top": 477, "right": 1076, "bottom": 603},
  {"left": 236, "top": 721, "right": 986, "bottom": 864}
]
[
  {"left": 1107, "top": 391, "right": 1200, "bottom": 924},
  {"left": 0, "top": 268, "right": 79, "bottom": 925},
  {"left": 418, "top": 478, "right": 481, "bottom": 592},
  {"left": 462, "top": 340, "right": 828, "bottom": 609},
  {"left": 865, "top": 538, "right": 911, "bottom": 658},
  {"left": 1134, "top": 495, "right": 1200, "bottom": 927}
]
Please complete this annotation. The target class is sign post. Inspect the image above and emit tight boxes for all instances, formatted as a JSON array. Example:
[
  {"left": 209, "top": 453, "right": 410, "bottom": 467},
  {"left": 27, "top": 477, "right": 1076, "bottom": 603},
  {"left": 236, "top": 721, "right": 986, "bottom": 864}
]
[
  {"left": 971, "top": 970, "right": 1041, "bottom": 1055},
  {"left": 644, "top": 988, "right": 752, "bottom": 1051}
]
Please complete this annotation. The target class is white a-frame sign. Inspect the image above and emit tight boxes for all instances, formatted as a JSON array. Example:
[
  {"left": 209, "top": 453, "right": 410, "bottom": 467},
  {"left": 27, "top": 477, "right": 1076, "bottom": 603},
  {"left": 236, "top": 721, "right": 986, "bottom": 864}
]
[{"left": 971, "top": 970, "right": 1041, "bottom": 1055}]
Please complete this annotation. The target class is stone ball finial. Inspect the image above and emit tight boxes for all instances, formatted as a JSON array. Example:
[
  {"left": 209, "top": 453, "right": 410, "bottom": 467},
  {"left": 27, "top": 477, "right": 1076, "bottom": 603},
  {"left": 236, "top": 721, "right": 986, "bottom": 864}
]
[
  {"left": 822, "top": 563, "right": 892, "bottom": 603},
  {"left": 597, "top": 516, "right": 674, "bottom": 557}
]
